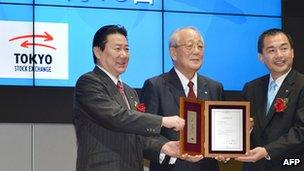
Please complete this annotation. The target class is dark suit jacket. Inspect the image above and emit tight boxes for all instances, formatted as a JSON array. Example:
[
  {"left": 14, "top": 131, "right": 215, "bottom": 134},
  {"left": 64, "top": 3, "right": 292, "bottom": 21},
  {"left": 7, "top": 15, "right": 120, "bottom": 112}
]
[
  {"left": 140, "top": 68, "right": 224, "bottom": 171},
  {"left": 243, "top": 69, "right": 304, "bottom": 171},
  {"left": 73, "top": 66, "right": 168, "bottom": 171}
]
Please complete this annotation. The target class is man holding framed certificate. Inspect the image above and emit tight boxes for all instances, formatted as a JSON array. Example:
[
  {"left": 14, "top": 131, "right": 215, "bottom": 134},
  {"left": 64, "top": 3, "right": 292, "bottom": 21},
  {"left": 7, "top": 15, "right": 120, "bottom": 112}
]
[
  {"left": 236, "top": 28, "right": 304, "bottom": 171},
  {"left": 141, "top": 26, "right": 224, "bottom": 171}
]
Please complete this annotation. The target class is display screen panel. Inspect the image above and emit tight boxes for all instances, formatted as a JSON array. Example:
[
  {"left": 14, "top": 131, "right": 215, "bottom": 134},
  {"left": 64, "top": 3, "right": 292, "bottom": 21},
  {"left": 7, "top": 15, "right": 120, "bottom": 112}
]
[
  {"left": 163, "top": 13, "right": 281, "bottom": 90},
  {"left": 164, "top": 0, "right": 281, "bottom": 16},
  {"left": 0, "top": 4, "right": 34, "bottom": 86},
  {"left": 0, "top": 1, "right": 281, "bottom": 90},
  {"left": 0, "top": 0, "right": 281, "bottom": 122}
]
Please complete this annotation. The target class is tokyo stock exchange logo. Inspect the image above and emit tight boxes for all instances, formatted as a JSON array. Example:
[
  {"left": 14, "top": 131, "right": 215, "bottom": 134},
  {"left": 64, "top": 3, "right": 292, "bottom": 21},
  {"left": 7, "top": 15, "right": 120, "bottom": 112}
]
[
  {"left": 0, "top": 20, "right": 69, "bottom": 80},
  {"left": 9, "top": 31, "right": 56, "bottom": 50}
]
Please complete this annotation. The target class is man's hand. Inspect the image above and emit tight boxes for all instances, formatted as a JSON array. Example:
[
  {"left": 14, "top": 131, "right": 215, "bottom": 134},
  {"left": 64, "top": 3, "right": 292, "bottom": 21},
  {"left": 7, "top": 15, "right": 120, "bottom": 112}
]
[
  {"left": 179, "top": 153, "right": 204, "bottom": 163},
  {"left": 161, "top": 141, "right": 179, "bottom": 157},
  {"left": 215, "top": 155, "right": 230, "bottom": 164},
  {"left": 162, "top": 116, "right": 185, "bottom": 131},
  {"left": 235, "top": 147, "right": 268, "bottom": 163}
]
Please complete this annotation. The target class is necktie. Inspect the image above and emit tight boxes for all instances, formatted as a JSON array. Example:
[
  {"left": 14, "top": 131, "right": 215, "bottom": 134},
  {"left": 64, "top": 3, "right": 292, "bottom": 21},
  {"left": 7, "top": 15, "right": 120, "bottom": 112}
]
[
  {"left": 117, "top": 81, "right": 130, "bottom": 109},
  {"left": 266, "top": 81, "right": 278, "bottom": 113},
  {"left": 187, "top": 81, "right": 196, "bottom": 98}
]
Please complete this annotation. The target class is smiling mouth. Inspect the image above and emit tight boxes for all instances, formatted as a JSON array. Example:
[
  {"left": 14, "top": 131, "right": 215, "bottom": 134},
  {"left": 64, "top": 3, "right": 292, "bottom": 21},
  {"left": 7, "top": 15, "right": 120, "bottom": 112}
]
[
  {"left": 274, "top": 60, "right": 285, "bottom": 65},
  {"left": 117, "top": 62, "right": 127, "bottom": 67},
  {"left": 190, "top": 59, "right": 200, "bottom": 62}
]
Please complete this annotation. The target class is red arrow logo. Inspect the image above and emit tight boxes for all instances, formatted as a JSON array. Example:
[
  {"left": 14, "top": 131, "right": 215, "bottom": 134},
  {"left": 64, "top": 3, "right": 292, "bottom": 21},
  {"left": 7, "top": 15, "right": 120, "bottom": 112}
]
[
  {"left": 9, "top": 32, "right": 53, "bottom": 42},
  {"left": 9, "top": 32, "right": 56, "bottom": 50},
  {"left": 21, "top": 40, "right": 56, "bottom": 50}
]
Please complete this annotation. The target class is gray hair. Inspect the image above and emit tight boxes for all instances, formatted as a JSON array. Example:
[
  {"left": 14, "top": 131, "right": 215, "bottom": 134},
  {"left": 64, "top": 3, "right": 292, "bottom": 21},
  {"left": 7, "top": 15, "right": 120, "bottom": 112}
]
[{"left": 169, "top": 26, "right": 204, "bottom": 48}]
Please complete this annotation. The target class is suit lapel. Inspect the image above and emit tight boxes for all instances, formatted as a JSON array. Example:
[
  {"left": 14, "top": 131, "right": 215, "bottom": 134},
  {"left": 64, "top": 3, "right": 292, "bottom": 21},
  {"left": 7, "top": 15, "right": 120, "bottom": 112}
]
[
  {"left": 262, "top": 70, "right": 294, "bottom": 132},
  {"left": 257, "top": 76, "right": 270, "bottom": 132},
  {"left": 166, "top": 68, "right": 186, "bottom": 106},
  {"left": 124, "top": 85, "right": 138, "bottom": 110},
  {"left": 93, "top": 66, "right": 130, "bottom": 110},
  {"left": 165, "top": 69, "right": 211, "bottom": 103},
  {"left": 197, "top": 76, "right": 210, "bottom": 100}
]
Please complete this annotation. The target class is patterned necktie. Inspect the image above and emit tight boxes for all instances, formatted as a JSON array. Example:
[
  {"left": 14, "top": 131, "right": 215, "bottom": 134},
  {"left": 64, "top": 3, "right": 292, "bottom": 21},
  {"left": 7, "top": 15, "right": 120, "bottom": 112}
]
[
  {"left": 266, "top": 81, "right": 278, "bottom": 113},
  {"left": 187, "top": 81, "right": 196, "bottom": 98},
  {"left": 117, "top": 81, "right": 130, "bottom": 109}
]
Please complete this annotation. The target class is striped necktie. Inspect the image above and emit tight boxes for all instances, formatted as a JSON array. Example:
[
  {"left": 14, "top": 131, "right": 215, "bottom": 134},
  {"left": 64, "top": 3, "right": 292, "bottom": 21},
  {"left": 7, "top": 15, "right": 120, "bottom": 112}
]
[
  {"left": 187, "top": 81, "right": 196, "bottom": 98},
  {"left": 117, "top": 81, "right": 130, "bottom": 109}
]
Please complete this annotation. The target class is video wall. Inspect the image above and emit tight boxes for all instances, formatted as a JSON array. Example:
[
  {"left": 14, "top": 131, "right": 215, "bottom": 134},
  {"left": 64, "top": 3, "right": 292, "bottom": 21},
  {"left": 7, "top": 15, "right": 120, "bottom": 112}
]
[{"left": 0, "top": 0, "right": 281, "bottom": 90}]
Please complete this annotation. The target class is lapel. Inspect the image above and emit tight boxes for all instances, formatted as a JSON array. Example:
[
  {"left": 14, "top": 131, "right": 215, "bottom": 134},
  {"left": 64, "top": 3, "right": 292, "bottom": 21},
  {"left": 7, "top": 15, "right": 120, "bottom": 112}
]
[
  {"left": 261, "top": 70, "right": 294, "bottom": 132},
  {"left": 256, "top": 75, "right": 270, "bottom": 131},
  {"left": 165, "top": 68, "right": 211, "bottom": 104},
  {"left": 165, "top": 68, "right": 186, "bottom": 106},
  {"left": 93, "top": 66, "right": 130, "bottom": 110},
  {"left": 124, "top": 85, "right": 138, "bottom": 110},
  {"left": 197, "top": 75, "right": 210, "bottom": 100}
]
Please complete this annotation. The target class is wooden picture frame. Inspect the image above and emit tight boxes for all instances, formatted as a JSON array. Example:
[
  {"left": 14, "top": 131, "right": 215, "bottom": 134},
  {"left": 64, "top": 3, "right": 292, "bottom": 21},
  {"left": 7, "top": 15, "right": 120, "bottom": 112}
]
[
  {"left": 179, "top": 97, "right": 205, "bottom": 155},
  {"left": 204, "top": 101, "right": 250, "bottom": 158},
  {"left": 179, "top": 97, "right": 250, "bottom": 158}
]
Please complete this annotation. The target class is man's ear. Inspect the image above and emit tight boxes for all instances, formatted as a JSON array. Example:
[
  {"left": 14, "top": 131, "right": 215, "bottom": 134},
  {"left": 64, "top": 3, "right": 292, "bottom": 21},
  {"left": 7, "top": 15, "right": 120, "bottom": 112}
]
[
  {"left": 93, "top": 46, "right": 101, "bottom": 60},
  {"left": 258, "top": 53, "right": 264, "bottom": 63},
  {"left": 291, "top": 48, "right": 294, "bottom": 59},
  {"left": 170, "top": 47, "right": 177, "bottom": 61}
]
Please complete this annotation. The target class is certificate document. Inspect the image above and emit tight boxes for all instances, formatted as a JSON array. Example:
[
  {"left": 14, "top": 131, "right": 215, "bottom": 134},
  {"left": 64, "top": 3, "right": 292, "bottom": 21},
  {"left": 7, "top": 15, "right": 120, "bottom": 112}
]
[
  {"left": 179, "top": 98, "right": 250, "bottom": 157},
  {"left": 211, "top": 108, "right": 243, "bottom": 151},
  {"left": 204, "top": 101, "right": 250, "bottom": 158}
]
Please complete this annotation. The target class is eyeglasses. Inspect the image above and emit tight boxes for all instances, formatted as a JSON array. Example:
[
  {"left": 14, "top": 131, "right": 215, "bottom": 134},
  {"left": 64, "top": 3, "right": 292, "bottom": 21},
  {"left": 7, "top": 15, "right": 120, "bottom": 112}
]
[{"left": 174, "top": 42, "right": 204, "bottom": 51}]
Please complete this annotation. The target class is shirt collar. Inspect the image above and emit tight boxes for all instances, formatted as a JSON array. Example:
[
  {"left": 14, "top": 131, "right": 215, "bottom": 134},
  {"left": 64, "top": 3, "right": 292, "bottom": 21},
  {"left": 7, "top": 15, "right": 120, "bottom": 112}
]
[
  {"left": 174, "top": 67, "right": 197, "bottom": 94},
  {"left": 269, "top": 68, "right": 292, "bottom": 88},
  {"left": 96, "top": 65, "right": 121, "bottom": 85}
]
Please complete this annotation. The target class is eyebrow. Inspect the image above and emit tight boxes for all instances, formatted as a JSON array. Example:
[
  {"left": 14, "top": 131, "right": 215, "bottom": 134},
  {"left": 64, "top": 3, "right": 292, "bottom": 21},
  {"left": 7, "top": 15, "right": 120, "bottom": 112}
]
[
  {"left": 265, "top": 42, "right": 289, "bottom": 49},
  {"left": 181, "top": 41, "right": 203, "bottom": 45},
  {"left": 110, "top": 43, "right": 129, "bottom": 47}
]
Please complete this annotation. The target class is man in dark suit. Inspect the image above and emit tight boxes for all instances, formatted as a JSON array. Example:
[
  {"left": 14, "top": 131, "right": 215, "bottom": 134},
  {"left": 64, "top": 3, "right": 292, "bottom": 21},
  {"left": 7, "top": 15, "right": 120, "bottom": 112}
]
[
  {"left": 73, "top": 25, "right": 186, "bottom": 171},
  {"left": 141, "top": 27, "right": 224, "bottom": 171},
  {"left": 236, "top": 28, "right": 304, "bottom": 171}
]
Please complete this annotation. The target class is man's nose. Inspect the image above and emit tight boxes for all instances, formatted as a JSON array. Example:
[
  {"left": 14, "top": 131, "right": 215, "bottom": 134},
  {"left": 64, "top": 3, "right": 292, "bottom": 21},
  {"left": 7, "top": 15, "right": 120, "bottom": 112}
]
[
  {"left": 120, "top": 50, "right": 128, "bottom": 58},
  {"left": 193, "top": 45, "right": 202, "bottom": 54},
  {"left": 275, "top": 48, "right": 284, "bottom": 57}
]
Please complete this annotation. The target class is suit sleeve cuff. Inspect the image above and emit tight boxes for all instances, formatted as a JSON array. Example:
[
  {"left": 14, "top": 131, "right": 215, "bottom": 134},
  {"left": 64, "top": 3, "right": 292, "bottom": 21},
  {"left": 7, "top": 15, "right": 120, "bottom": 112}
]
[
  {"left": 265, "top": 154, "right": 271, "bottom": 160},
  {"left": 159, "top": 153, "right": 177, "bottom": 164},
  {"left": 159, "top": 152, "right": 165, "bottom": 163}
]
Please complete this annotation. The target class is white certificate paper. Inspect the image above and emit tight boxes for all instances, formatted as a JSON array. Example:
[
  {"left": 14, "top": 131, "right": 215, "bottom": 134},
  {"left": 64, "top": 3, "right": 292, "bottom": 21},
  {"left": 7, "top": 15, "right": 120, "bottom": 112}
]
[{"left": 211, "top": 108, "right": 243, "bottom": 151}]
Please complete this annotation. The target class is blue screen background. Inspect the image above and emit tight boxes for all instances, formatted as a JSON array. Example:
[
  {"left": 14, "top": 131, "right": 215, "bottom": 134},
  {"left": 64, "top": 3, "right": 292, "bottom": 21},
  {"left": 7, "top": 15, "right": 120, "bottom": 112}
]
[{"left": 0, "top": 0, "right": 281, "bottom": 90}]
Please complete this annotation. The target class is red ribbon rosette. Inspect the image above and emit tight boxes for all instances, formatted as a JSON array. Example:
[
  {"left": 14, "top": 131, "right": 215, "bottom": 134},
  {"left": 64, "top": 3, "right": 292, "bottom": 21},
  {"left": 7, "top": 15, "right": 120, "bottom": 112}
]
[
  {"left": 274, "top": 98, "right": 288, "bottom": 112},
  {"left": 136, "top": 103, "right": 146, "bottom": 113}
]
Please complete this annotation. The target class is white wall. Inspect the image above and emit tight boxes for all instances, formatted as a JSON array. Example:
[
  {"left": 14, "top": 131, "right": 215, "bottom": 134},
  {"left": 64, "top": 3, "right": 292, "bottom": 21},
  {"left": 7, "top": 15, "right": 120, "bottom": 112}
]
[
  {"left": 0, "top": 124, "right": 76, "bottom": 171},
  {"left": 0, "top": 123, "right": 150, "bottom": 171}
]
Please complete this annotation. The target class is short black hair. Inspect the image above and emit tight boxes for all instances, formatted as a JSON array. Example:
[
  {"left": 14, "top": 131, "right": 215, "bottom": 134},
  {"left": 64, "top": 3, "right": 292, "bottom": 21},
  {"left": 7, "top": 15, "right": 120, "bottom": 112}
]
[
  {"left": 258, "top": 28, "right": 294, "bottom": 54},
  {"left": 92, "top": 24, "right": 127, "bottom": 64}
]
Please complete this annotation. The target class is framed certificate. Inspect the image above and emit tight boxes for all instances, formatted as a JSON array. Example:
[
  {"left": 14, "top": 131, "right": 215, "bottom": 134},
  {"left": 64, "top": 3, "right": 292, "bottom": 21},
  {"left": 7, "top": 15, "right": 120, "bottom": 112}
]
[
  {"left": 179, "top": 98, "right": 205, "bottom": 155},
  {"left": 204, "top": 101, "right": 250, "bottom": 158},
  {"left": 179, "top": 98, "right": 250, "bottom": 158}
]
